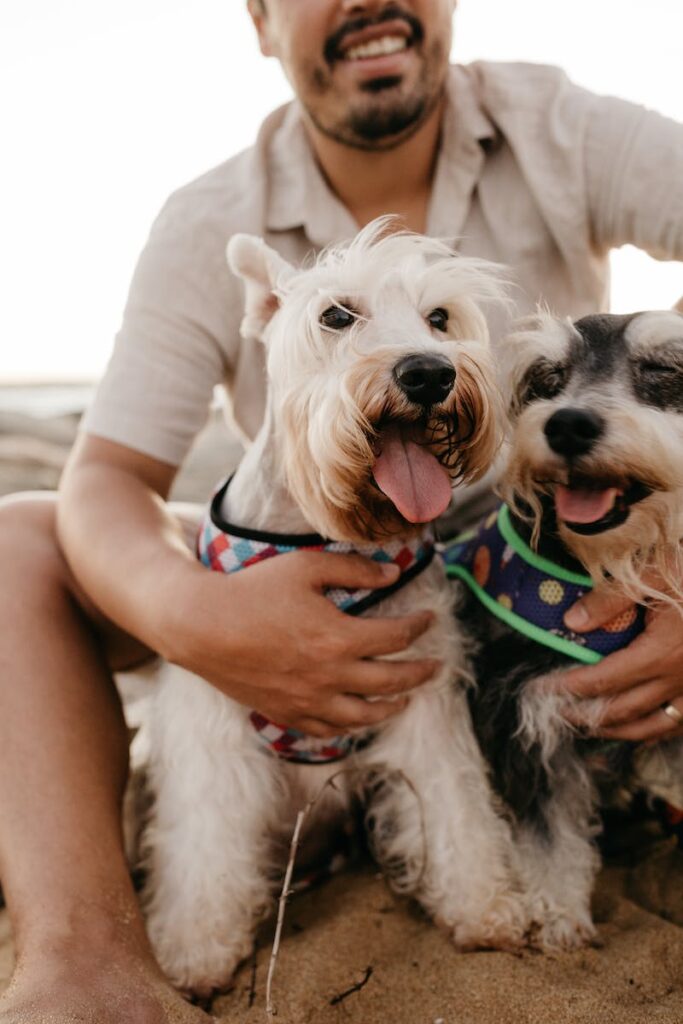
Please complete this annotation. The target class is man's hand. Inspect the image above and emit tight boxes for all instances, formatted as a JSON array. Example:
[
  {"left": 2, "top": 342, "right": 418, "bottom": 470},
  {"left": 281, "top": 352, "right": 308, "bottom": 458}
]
[
  {"left": 560, "top": 591, "right": 683, "bottom": 741},
  {"left": 59, "top": 435, "right": 438, "bottom": 737},
  {"left": 164, "top": 549, "right": 438, "bottom": 737}
]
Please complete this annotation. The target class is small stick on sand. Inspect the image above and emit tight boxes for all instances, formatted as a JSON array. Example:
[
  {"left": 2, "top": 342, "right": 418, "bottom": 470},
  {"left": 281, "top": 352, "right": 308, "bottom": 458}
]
[
  {"left": 265, "top": 804, "right": 311, "bottom": 1017},
  {"left": 264, "top": 767, "right": 427, "bottom": 1018},
  {"left": 329, "top": 965, "right": 374, "bottom": 1005}
]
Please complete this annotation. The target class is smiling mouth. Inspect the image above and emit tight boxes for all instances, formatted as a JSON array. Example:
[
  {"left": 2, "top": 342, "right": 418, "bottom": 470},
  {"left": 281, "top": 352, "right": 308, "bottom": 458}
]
[
  {"left": 325, "top": 13, "right": 422, "bottom": 66},
  {"left": 344, "top": 35, "right": 409, "bottom": 60},
  {"left": 370, "top": 421, "right": 452, "bottom": 524},
  {"left": 550, "top": 476, "right": 652, "bottom": 535}
]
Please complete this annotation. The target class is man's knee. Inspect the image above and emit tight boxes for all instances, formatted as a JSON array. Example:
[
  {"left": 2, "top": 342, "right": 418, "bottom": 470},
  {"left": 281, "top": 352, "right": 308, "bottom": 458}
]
[
  {"left": 0, "top": 492, "right": 151, "bottom": 670},
  {"left": 0, "top": 492, "right": 65, "bottom": 583}
]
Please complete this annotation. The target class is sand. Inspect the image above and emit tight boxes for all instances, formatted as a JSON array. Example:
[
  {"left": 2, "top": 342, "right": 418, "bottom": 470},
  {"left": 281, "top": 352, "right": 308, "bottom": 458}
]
[
  {"left": 195, "top": 833, "right": 683, "bottom": 1024},
  {"left": 3, "top": 394, "right": 683, "bottom": 1023},
  {"left": 1, "top": 845, "right": 683, "bottom": 1023}
]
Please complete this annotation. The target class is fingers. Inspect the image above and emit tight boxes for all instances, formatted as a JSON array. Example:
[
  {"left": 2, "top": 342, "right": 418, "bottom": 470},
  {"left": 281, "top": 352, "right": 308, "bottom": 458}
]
[
  {"left": 270, "top": 658, "right": 437, "bottom": 734},
  {"left": 565, "top": 677, "right": 681, "bottom": 729},
  {"left": 301, "top": 551, "right": 402, "bottom": 591},
  {"left": 293, "top": 550, "right": 436, "bottom": 657},
  {"left": 326, "top": 694, "right": 410, "bottom": 730},
  {"left": 598, "top": 703, "right": 683, "bottom": 743},
  {"left": 587, "top": 678, "right": 682, "bottom": 728},
  {"left": 297, "top": 696, "right": 409, "bottom": 737},
  {"left": 562, "top": 601, "right": 683, "bottom": 701},
  {"left": 564, "top": 589, "right": 635, "bottom": 633},
  {"left": 561, "top": 635, "right": 658, "bottom": 699},
  {"left": 249, "top": 653, "right": 435, "bottom": 736},
  {"left": 346, "top": 609, "right": 434, "bottom": 658},
  {"left": 338, "top": 657, "right": 440, "bottom": 696}
]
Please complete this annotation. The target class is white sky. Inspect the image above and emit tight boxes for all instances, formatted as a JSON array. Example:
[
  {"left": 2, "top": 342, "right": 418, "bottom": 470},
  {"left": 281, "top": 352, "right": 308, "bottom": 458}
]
[{"left": 1, "top": 1, "right": 682, "bottom": 381}]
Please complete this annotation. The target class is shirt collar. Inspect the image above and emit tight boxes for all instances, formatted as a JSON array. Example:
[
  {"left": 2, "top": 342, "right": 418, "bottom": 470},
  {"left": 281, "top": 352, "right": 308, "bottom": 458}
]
[
  {"left": 426, "top": 63, "right": 496, "bottom": 240},
  {"left": 266, "top": 64, "right": 496, "bottom": 249},
  {"left": 266, "top": 100, "right": 357, "bottom": 248}
]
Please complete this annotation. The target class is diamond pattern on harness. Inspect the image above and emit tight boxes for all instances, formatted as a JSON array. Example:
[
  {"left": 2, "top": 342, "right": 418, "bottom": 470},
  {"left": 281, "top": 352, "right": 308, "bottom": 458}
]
[{"left": 197, "top": 478, "right": 435, "bottom": 764}]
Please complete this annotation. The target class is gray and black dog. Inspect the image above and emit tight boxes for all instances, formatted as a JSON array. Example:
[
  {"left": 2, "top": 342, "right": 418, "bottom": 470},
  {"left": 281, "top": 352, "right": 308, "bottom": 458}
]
[{"left": 448, "top": 310, "right": 683, "bottom": 950}]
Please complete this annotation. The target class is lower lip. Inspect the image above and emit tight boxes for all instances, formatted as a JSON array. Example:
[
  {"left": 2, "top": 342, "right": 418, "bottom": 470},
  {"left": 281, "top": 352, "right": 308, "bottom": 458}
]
[
  {"left": 336, "top": 47, "right": 414, "bottom": 82},
  {"left": 561, "top": 509, "right": 629, "bottom": 535}
]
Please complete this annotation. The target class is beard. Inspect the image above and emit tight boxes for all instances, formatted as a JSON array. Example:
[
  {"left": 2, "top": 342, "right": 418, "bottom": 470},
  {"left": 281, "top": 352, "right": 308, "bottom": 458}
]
[
  {"left": 301, "top": 35, "right": 450, "bottom": 152},
  {"left": 347, "top": 82, "right": 431, "bottom": 147}
]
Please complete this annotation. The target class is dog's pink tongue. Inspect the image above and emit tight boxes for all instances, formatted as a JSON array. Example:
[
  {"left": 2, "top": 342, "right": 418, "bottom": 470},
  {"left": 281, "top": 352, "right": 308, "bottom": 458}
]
[
  {"left": 555, "top": 484, "right": 619, "bottom": 524},
  {"left": 372, "top": 424, "right": 452, "bottom": 523}
]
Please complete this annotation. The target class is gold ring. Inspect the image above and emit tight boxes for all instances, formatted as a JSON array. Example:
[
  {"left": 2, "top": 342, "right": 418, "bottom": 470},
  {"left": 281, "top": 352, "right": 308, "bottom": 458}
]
[{"left": 662, "top": 703, "right": 683, "bottom": 725}]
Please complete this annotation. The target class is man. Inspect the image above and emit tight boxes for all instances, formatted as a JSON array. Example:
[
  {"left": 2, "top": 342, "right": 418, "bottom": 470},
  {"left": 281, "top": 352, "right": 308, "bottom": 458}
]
[{"left": 1, "top": 1, "right": 682, "bottom": 1020}]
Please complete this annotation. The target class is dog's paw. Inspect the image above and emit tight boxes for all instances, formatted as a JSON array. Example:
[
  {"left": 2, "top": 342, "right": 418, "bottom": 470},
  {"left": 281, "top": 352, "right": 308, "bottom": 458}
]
[
  {"left": 529, "top": 909, "right": 597, "bottom": 952},
  {"left": 150, "top": 921, "right": 254, "bottom": 996},
  {"left": 446, "top": 894, "right": 530, "bottom": 952}
]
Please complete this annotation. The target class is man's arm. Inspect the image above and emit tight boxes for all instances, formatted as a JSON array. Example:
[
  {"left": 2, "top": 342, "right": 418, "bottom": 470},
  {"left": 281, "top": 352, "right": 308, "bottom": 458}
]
[
  {"left": 58, "top": 434, "right": 437, "bottom": 736},
  {"left": 585, "top": 92, "right": 683, "bottom": 267}
]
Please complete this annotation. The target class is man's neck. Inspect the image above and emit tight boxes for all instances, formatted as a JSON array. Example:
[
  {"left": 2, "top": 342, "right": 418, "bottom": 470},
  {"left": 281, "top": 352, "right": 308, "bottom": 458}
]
[{"left": 303, "top": 99, "right": 445, "bottom": 234}]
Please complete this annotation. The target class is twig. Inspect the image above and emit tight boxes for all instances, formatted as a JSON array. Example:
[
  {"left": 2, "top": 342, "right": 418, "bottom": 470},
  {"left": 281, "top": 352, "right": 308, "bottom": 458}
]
[
  {"left": 329, "top": 965, "right": 374, "bottom": 1005},
  {"left": 265, "top": 804, "right": 311, "bottom": 1016},
  {"left": 263, "top": 766, "right": 427, "bottom": 1018},
  {"left": 264, "top": 771, "right": 351, "bottom": 1017}
]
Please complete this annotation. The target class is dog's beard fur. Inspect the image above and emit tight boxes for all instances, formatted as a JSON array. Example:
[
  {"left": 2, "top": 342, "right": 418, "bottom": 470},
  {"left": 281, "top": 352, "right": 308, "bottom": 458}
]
[
  {"left": 228, "top": 219, "right": 509, "bottom": 544},
  {"left": 277, "top": 341, "right": 501, "bottom": 543},
  {"left": 502, "top": 400, "right": 683, "bottom": 608}
]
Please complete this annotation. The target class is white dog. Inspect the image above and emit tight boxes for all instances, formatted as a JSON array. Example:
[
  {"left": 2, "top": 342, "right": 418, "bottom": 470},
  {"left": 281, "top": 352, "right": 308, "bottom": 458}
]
[{"left": 140, "top": 220, "right": 527, "bottom": 996}]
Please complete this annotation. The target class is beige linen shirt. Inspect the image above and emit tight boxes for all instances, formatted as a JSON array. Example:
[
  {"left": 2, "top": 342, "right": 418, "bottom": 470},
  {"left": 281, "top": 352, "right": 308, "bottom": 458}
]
[{"left": 83, "top": 60, "right": 683, "bottom": 468}]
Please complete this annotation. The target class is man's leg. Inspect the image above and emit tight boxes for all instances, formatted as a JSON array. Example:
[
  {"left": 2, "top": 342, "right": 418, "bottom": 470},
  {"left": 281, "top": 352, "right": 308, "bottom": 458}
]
[{"left": 0, "top": 494, "right": 211, "bottom": 1023}]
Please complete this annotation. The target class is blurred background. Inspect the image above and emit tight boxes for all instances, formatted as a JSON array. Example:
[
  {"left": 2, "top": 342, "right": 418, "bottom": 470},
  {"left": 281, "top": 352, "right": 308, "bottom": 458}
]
[{"left": 1, "top": 0, "right": 682, "bottom": 495}]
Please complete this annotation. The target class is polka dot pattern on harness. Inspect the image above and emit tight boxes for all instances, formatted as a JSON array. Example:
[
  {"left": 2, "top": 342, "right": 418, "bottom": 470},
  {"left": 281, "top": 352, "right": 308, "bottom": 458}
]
[
  {"left": 441, "top": 502, "right": 648, "bottom": 661},
  {"left": 602, "top": 605, "right": 639, "bottom": 633},
  {"left": 473, "top": 545, "right": 491, "bottom": 586},
  {"left": 539, "top": 579, "right": 565, "bottom": 605}
]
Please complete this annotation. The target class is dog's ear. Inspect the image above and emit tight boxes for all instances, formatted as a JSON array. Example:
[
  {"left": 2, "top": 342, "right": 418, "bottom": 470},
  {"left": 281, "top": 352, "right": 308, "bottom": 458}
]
[{"left": 227, "top": 234, "right": 294, "bottom": 339}]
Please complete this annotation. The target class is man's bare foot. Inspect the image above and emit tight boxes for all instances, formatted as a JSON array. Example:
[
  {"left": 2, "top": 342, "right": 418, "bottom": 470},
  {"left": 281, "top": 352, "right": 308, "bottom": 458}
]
[{"left": 0, "top": 942, "right": 215, "bottom": 1024}]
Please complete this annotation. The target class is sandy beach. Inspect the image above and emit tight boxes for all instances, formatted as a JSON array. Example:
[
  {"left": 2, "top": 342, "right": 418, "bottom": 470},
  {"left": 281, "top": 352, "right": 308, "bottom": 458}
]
[
  {"left": 210, "top": 844, "right": 683, "bottom": 1024},
  {"left": 2, "top": 389, "right": 683, "bottom": 1023},
  {"left": 1, "top": 842, "right": 683, "bottom": 1023}
]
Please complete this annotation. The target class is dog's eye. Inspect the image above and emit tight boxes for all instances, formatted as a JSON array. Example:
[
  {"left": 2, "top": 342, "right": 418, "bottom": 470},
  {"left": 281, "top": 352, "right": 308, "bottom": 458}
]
[
  {"left": 320, "top": 306, "right": 355, "bottom": 330},
  {"left": 639, "top": 361, "right": 679, "bottom": 377},
  {"left": 427, "top": 308, "right": 449, "bottom": 332},
  {"left": 520, "top": 360, "right": 567, "bottom": 405}
]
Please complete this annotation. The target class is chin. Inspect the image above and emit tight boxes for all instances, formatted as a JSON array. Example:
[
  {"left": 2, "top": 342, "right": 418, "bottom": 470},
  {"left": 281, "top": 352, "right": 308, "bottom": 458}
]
[{"left": 308, "top": 59, "right": 446, "bottom": 149}]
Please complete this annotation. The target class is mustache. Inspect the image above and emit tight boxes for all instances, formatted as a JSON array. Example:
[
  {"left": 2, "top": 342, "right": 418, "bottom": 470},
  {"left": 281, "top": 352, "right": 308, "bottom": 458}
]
[{"left": 323, "top": 6, "right": 424, "bottom": 64}]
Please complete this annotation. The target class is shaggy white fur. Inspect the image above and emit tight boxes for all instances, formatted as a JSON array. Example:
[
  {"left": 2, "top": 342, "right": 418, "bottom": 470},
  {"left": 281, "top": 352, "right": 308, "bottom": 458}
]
[{"left": 140, "top": 220, "right": 526, "bottom": 996}]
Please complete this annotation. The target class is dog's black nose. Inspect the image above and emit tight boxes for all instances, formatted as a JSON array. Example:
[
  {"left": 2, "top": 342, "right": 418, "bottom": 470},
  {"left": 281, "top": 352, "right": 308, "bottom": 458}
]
[
  {"left": 543, "top": 407, "right": 605, "bottom": 458},
  {"left": 393, "top": 354, "right": 456, "bottom": 407}
]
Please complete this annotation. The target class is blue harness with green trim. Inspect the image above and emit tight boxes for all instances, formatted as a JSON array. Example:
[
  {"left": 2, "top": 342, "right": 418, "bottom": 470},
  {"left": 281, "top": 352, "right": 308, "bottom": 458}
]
[{"left": 442, "top": 503, "right": 646, "bottom": 664}]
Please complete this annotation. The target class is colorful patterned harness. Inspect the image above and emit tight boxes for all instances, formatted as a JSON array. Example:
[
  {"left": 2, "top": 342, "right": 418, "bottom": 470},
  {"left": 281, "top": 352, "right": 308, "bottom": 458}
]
[
  {"left": 198, "top": 478, "right": 435, "bottom": 763},
  {"left": 441, "top": 503, "right": 646, "bottom": 663},
  {"left": 442, "top": 506, "right": 683, "bottom": 844}
]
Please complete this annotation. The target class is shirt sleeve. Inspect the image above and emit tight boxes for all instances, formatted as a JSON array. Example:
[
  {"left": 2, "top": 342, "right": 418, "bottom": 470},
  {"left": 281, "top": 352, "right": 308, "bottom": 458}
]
[
  {"left": 584, "top": 94, "right": 683, "bottom": 260},
  {"left": 81, "top": 185, "right": 235, "bottom": 466}
]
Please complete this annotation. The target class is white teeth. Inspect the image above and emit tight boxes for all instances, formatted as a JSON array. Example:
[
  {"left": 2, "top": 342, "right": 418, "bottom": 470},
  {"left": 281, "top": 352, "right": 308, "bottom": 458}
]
[{"left": 344, "top": 35, "right": 408, "bottom": 60}]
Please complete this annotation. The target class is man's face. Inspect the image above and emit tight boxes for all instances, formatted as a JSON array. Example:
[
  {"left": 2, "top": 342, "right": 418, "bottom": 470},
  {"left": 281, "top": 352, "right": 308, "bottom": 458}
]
[{"left": 249, "top": 1, "right": 457, "bottom": 150}]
